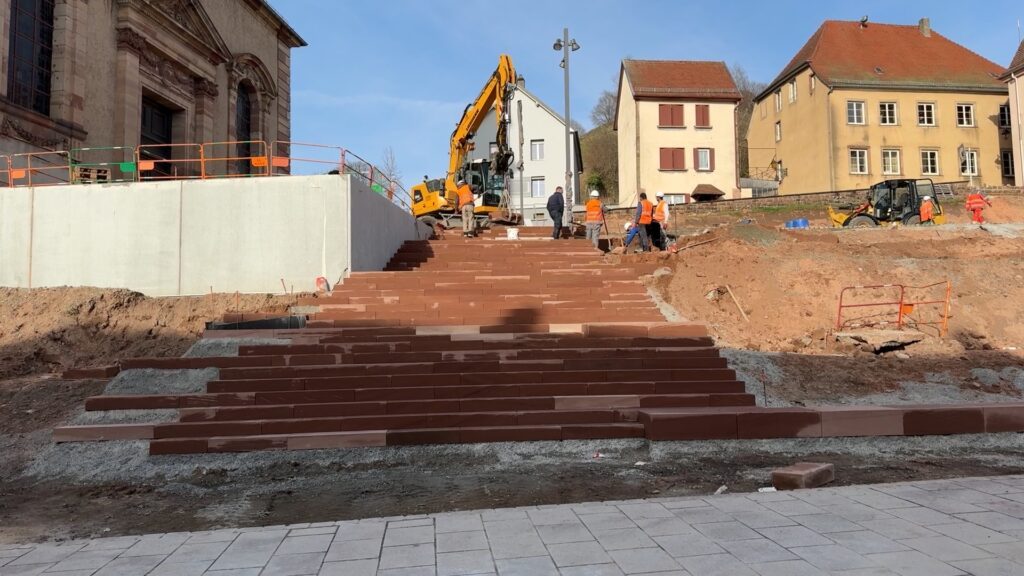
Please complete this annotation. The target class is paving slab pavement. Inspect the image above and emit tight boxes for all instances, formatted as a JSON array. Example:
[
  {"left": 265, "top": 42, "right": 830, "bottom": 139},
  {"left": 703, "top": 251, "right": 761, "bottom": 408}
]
[{"left": 10, "top": 475, "right": 1024, "bottom": 575}]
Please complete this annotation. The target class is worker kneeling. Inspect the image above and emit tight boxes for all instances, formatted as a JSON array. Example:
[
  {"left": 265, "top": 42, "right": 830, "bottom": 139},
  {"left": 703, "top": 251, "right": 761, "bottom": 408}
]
[
  {"left": 585, "top": 190, "right": 605, "bottom": 250},
  {"left": 456, "top": 179, "right": 476, "bottom": 237}
]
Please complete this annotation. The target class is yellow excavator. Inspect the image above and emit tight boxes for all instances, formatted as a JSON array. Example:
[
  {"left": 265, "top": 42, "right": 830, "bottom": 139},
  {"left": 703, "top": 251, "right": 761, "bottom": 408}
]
[
  {"left": 410, "top": 54, "right": 521, "bottom": 227},
  {"left": 828, "top": 178, "right": 947, "bottom": 227}
]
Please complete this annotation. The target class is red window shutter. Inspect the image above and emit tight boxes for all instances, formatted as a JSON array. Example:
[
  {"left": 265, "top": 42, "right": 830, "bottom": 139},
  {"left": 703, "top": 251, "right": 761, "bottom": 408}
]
[
  {"left": 672, "top": 105, "right": 684, "bottom": 127},
  {"left": 693, "top": 148, "right": 699, "bottom": 170},
  {"left": 660, "top": 148, "right": 672, "bottom": 170},
  {"left": 697, "top": 105, "right": 711, "bottom": 128},
  {"left": 673, "top": 148, "right": 686, "bottom": 170},
  {"left": 659, "top": 105, "right": 671, "bottom": 126},
  {"left": 710, "top": 148, "right": 716, "bottom": 172}
]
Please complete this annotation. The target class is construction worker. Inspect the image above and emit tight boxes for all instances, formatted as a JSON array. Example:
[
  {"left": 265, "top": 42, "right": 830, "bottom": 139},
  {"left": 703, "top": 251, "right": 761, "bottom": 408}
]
[
  {"left": 652, "top": 191, "right": 670, "bottom": 250},
  {"left": 547, "top": 186, "right": 565, "bottom": 239},
  {"left": 584, "top": 190, "right": 604, "bottom": 249},
  {"left": 623, "top": 221, "right": 642, "bottom": 251},
  {"left": 965, "top": 190, "right": 992, "bottom": 224},
  {"left": 633, "top": 192, "right": 654, "bottom": 252},
  {"left": 456, "top": 179, "right": 476, "bottom": 237},
  {"left": 919, "top": 195, "right": 936, "bottom": 225}
]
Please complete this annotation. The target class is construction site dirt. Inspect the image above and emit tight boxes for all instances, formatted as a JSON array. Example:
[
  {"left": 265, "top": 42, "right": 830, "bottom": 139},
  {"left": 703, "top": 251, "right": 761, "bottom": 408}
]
[{"left": 3, "top": 196, "right": 1024, "bottom": 544}]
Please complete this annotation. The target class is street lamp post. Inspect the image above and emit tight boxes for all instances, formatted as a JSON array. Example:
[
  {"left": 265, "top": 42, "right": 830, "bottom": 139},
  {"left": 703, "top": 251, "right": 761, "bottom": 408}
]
[{"left": 553, "top": 29, "right": 580, "bottom": 228}]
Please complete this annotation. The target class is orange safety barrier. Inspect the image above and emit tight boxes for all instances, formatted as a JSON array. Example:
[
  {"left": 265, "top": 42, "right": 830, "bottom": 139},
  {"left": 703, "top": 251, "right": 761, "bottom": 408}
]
[
  {"left": 201, "top": 140, "right": 269, "bottom": 178},
  {"left": 137, "top": 143, "right": 205, "bottom": 181},
  {"left": 270, "top": 141, "right": 344, "bottom": 176},
  {"left": 836, "top": 280, "right": 952, "bottom": 337},
  {"left": 9, "top": 151, "right": 72, "bottom": 187}
]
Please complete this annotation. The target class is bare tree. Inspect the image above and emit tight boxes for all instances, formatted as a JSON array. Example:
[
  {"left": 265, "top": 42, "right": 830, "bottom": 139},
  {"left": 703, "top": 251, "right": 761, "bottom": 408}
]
[
  {"left": 590, "top": 90, "right": 617, "bottom": 127},
  {"left": 381, "top": 146, "right": 402, "bottom": 187},
  {"left": 730, "top": 65, "right": 768, "bottom": 178}
]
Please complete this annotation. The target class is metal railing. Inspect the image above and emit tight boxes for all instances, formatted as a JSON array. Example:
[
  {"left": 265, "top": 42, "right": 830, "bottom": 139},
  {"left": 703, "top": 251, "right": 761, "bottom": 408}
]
[
  {"left": 836, "top": 280, "right": 952, "bottom": 337},
  {"left": 137, "top": 143, "right": 205, "bottom": 181},
  {"left": 9, "top": 151, "right": 72, "bottom": 187},
  {"left": 0, "top": 139, "right": 414, "bottom": 213}
]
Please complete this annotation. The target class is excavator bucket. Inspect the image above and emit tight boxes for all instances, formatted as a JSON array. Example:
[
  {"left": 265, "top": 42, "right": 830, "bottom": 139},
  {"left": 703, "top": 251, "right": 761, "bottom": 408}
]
[
  {"left": 827, "top": 206, "right": 849, "bottom": 228},
  {"left": 489, "top": 211, "right": 523, "bottom": 226}
]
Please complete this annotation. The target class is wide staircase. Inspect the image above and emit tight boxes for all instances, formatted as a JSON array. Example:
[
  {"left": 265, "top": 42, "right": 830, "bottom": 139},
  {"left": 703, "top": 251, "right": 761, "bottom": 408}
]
[{"left": 55, "top": 228, "right": 1024, "bottom": 454}]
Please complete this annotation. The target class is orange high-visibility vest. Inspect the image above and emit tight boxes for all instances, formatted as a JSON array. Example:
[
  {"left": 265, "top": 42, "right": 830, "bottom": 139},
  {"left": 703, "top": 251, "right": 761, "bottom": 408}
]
[
  {"left": 638, "top": 200, "right": 654, "bottom": 225},
  {"left": 965, "top": 193, "right": 988, "bottom": 211},
  {"left": 585, "top": 199, "right": 603, "bottom": 223},
  {"left": 456, "top": 184, "right": 474, "bottom": 209},
  {"left": 654, "top": 200, "right": 668, "bottom": 223},
  {"left": 919, "top": 200, "right": 934, "bottom": 222}
]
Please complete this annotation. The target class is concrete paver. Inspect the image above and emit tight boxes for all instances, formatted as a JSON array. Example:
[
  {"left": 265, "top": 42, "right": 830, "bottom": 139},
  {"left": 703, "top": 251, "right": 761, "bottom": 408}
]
[{"left": 14, "top": 475, "right": 1024, "bottom": 575}]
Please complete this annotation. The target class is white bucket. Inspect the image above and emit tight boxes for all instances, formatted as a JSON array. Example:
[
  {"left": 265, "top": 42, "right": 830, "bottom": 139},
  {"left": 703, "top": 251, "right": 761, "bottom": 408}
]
[{"left": 506, "top": 228, "right": 519, "bottom": 240}]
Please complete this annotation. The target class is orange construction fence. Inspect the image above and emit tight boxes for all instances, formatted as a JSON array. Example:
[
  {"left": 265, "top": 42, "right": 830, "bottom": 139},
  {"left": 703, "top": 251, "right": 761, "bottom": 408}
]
[
  {"left": 137, "top": 143, "right": 205, "bottom": 181},
  {"left": 836, "top": 280, "right": 952, "bottom": 337},
  {"left": 0, "top": 140, "right": 413, "bottom": 213}
]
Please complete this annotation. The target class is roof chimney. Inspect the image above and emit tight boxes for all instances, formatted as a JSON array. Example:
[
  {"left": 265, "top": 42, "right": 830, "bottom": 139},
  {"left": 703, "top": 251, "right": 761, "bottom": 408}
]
[
  {"left": 516, "top": 75, "right": 525, "bottom": 89},
  {"left": 919, "top": 17, "right": 931, "bottom": 37}
]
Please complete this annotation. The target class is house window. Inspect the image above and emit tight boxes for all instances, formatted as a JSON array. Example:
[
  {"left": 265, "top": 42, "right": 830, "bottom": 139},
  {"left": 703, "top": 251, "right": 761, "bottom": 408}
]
[
  {"left": 960, "top": 149, "right": 978, "bottom": 176},
  {"left": 659, "top": 147, "right": 686, "bottom": 171},
  {"left": 809, "top": 74, "right": 816, "bottom": 94},
  {"left": 918, "top": 103, "right": 936, "bottom": 126},
  {"left": 847, "top": 101, "right": 865, "bottom": 125},
  {"left": 695, "top": 148, "right": 714, "bottom": 172},
  {"left": 788, "top": 80, "right": 797, "bottom": 103},
  {"left": 235, "top": 84, "right": 254, "bottom": 174},
  {"left": 7, "top": 0, "right": 56, "bottom": 115},
  {"left": 658, "top": 104, "right": 685, "bottom": 127},
  {"left": 1002, "top": 150, "right": 1016, "bottom": 178},
  {"left": 881, "top": 149, "right": 901, "bottom": 175},
  {"left": 530, "top": 139, "right": 544, "bottom": 161},
  {"left": 530, "top": 176, "right": 545, "bottom": 198},
  {"left": 956, "top": 104, "right": 975, "bottom": 127},
  {"left": 849, "top": 149, "right": 868, "bottom": 174},
  {"left": 999, "top": 105, "right": 1011, "bottom": 128},
  {"left": 140, "top": 97, "right": 175, "bottom": 175},
  {"left": 695, "top": 104, "right": 711, "bottom": 128},
  {"left": 774, "top": 91, "right": 782, "bottom": 113},
  {"left": 774, "top": 121, "right": 782, "bottom": 142},
  {"left": 921, "top": 150, "right": 940, "bottom": 175},
  {"left": 879, "top": 102, "right": 898, "bottom": 126}
]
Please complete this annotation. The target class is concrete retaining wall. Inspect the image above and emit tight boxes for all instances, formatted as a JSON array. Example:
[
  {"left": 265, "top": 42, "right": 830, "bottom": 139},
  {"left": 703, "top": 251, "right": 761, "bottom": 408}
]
[
  {"left": 0, "top": 175, "right": 425, "bottom": 296},
  {"left": 349, "top": 177, "right": 429, "bottom": 272}
]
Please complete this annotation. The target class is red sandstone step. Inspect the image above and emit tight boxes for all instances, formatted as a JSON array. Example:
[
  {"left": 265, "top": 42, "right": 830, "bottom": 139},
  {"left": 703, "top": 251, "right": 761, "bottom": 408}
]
[{"left": 148, "top": 423, "right": 648, "bottom": 454}]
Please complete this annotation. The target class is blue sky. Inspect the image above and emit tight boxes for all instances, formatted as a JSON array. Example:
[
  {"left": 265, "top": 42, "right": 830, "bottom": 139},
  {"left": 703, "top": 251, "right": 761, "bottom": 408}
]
[{"left": 268, "top": 0, "right": 1022, "bottom": 187}]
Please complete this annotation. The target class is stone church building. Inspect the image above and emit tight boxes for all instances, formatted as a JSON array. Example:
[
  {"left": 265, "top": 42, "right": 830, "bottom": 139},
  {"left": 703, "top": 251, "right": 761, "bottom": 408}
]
[{"left": 0, "top": 0, "right": 304, "bottom": 168}]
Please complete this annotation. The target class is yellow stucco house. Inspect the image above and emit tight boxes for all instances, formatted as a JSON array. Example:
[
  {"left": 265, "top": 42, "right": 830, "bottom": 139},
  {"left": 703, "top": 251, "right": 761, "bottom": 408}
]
[
  {"left": 748, "top": 18, "right": 1013, "bottom": 195},
  {"left": 1004, "top": 40, "right": 1024, "bottom": 187},
  {"left": 614, "top": 60, "right": 741, "bottom": 205}
]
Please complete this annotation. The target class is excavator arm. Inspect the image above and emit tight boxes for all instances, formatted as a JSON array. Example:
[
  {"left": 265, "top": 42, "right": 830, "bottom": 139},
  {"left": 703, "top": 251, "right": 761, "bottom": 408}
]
[
  {"left": 410, "top": 54, "right": 518, "bottom": 221},
  {"left": 445, "top": 54, "right": 517, "bottom": 195}
]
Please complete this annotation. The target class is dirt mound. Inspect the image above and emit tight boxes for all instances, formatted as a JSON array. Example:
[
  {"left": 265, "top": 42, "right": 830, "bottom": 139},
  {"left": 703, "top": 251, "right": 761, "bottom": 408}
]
[
  {"left": 0, "top": 288, "right": 300, "bottom": 379},
  {"left": 638, "top": 224, "right": 1024, "bottom": 354}
]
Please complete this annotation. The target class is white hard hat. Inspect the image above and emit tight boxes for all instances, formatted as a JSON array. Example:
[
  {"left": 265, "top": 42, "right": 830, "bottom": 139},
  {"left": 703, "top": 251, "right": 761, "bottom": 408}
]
[
  {"left": 457, "top": 179, "right": 466, "bottom": 185},
  {"left": 923, "top": 196, "right": 931, "bottom": 200},
  {"left": 623, "top": 222, "right": 631, "bottom": 231},
  {"left": 656, "top": 191, "right": 665, "bottom": 198},
  {"left": 590, "top": 190, "right": 600, "bottom": 198}
]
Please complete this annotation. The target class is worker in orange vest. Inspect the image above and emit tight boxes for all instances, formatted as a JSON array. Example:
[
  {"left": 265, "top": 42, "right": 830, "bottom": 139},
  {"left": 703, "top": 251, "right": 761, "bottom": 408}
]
[
  {"left": 584, "top": 190, "right": 605, "bottom": 249},
  {"left": 633, "top": 192, "right": 654, "bottom": 252},
  {"left": 964, "top": 191, "right": 992, "bottom": 224},
  {"left": 652, "top": 191, "right": 670, "bottom": 249},
  {"left": 918, "top": 195, "right": 935, "bottom": 225},
  {"left": 456, "top": 179, "right": 476, "bottom": 237}
]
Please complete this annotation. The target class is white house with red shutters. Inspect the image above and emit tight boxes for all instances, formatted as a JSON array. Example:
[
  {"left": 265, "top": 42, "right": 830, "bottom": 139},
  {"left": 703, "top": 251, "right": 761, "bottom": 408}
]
[{"left": 614, "top": 60, "right": 742, "bottom": 204}]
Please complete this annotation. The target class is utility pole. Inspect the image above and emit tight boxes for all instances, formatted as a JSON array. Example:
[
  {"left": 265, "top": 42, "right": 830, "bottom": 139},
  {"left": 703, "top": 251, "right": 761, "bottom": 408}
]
[{"left": 554, "top": 29, "right": 580, "bottom": 228}]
